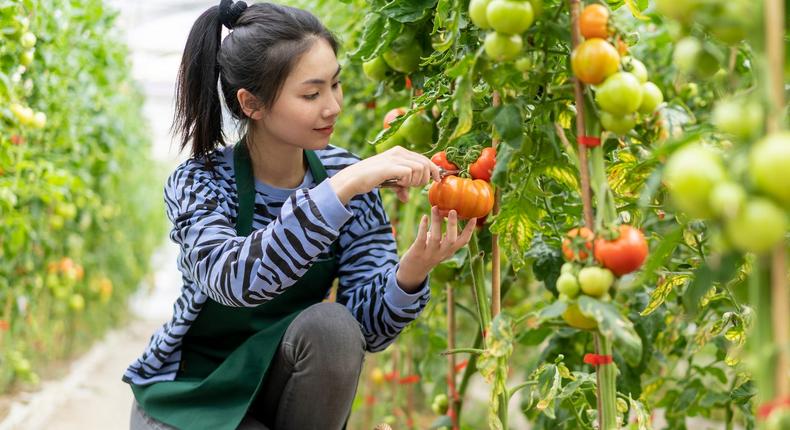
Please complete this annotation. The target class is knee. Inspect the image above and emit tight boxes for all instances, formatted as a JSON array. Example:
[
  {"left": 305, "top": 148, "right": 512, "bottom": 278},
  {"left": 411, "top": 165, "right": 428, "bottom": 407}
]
[{"left": 289, "top": 302, "right": 365, "bottom": 368}]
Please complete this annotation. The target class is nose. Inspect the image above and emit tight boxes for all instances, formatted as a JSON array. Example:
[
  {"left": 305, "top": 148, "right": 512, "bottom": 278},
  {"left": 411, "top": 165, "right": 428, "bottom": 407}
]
[{"left": 323, "top": 93, "right": 342, "bottom": 118}]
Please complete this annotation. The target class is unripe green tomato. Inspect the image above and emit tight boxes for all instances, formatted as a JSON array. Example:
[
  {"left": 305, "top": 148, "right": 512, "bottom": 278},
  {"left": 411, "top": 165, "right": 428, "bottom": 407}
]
[
  {"left": 556, "top": 273, "right": 580, "bottom": 298},
  {"left": 515, "top": 56, "right": 532, "bottom": 72},
  {"left": 469, "top": 0, "right": 493, "bottom": 29},
  {"left": 486, "top": 0, "right": 534, "bottom": 35},
  {"left": 749, "top": 132, "right": 790, "bottom": 205},
  {"left": 725, "top": 198, "right": 788, "bottom": 254},
  {"left": 527, "top": 0, "right": 543, "bottom": 17},
  {"left": 673, "top": 37, "right": 702, "bottom": 74},
  {"left": 400, "top": 113, "right": 434, "bottom": 147},
  {"left": 638, "top": 82, "right": 663, "bottom": 114},
  {"left": 712, "top": 99, "right": 763, "bottom": 140},
  {"left": 655, "top": 0, "right": 701, "bottom": 23},
  {"left": 595, "top": 72, "right": 643, "bottom": 115},
  {"left": 709, "top": 182, "right": 745, "bottom": 220},
  {"left": 621, "top": 57, "right": 648, "bottom": 83},
  {"left": 375, "top": 130, "right": 407, "bottom": 154},
  {"left": 20, "top": 32, "right": 36, "bottom": 49},
  {"left": 362, "top": 56, "right": 390, "bottom": 81},
  {"left": 69, "top": 294, "right": 85, "bottom": 312},
  {"left": 663, "top": 144, "right": 726, "bottom": 219},
  {"left": 431, "top": 393, "right": 449, "bottom": 415},
  {"left": 484, "top": 32, "right": 523, "bottom": 62},
  {"left": 600, "top": 111, "right": 636, "bottom": 135},
  {"left": 578, "top": 267, "right": 613, "bottom": 297},
  {"left": 32, "top": 111, "right": 46, "bottom": 128},
  {"left": 560, "top": 262, "right": 575, "bottom": 275},
  {"left": 20, "top": 49, "right": 34, "bottom": 66}
]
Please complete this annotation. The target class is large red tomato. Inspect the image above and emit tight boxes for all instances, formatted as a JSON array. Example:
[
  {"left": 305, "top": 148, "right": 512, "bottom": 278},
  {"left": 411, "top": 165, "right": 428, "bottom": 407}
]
[
  {"left": 594, "top": 225, "right": 648, "bottom": 276},
  {"left": 428, "top": 176, "right": 494, "bottom": 220},
  {"left": 383, "top": 107, "right": 407, "bottom": 129},
  {"left": 430, "top": 151, "right": 458, "bottom": 171}
]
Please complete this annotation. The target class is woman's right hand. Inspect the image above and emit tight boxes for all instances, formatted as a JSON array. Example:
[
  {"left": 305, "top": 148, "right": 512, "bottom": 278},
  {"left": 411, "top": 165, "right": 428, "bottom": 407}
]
[{"left": 329, "top": 146, "right": 441, "bottom": 204}]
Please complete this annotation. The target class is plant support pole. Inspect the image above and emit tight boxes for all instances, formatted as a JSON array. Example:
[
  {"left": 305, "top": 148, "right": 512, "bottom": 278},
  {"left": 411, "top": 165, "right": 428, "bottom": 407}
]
[{"left": 491, "top": 91, "right": 502, "bottom": 318}]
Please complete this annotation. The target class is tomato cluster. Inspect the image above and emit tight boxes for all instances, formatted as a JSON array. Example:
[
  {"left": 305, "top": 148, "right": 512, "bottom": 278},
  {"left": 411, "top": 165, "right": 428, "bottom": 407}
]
[
  {"left": 558, "top": 224, "right": 648, "bottom": 329},
  {"left": 664, "top": 135, "right": 790, "bottom": 254},
  {"left": 427, "top": 148, "right": 497, "bottom": 220},
  {"left": 570, "top": 4, "right": 664, "bottom": 138},
  {"left": 469, "top": 0, "right": 541, "bottom": 62}
]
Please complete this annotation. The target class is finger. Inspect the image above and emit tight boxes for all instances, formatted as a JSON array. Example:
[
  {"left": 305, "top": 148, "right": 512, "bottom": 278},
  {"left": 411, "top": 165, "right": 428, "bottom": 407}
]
[
  {"left": 396, "top": 186, "right": 410, "bottom": 202},
  {"left": 445, "top": 210, "right": 458, "bottom": 244},
  {"left": 414, "top": 214, "right": 429, "bottom": 249},
  {"left": 429, "top": 206, "right": 442, "bottom": 246},
  {"left": 454, "top": 217, "right": 476, "bottom": 250}
]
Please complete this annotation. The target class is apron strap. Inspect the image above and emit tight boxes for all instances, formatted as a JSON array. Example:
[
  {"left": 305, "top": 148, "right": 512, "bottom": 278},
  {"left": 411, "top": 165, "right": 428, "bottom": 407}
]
[{"left": 233, "top": 141, "right": 341, "bottom": 256}]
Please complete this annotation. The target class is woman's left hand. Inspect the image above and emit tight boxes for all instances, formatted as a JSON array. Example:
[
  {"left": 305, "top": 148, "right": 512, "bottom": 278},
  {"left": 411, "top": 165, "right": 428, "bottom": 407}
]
[{"left": 395, "top": 206, "right": 477, "bottom": 292}]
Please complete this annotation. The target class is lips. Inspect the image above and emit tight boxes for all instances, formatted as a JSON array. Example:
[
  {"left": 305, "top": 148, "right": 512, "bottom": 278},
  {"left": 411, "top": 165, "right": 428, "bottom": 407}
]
[{"left": 314, "top": 124, "right": 334, "bottom": 135}]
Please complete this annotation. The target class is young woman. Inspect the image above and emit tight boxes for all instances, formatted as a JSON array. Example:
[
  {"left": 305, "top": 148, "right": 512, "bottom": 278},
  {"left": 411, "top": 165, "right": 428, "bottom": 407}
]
[{"left": 123, "top": 1, "right": 475, "bottom": 429}]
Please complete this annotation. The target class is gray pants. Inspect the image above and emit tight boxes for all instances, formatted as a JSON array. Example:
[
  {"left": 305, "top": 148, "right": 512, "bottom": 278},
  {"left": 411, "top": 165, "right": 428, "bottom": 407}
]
[{"left": 130, "top": 302, "right": 366, "bottom": 430}]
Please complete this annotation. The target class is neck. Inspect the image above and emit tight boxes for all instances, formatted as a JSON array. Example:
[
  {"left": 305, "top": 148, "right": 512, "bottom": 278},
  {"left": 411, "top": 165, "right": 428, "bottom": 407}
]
[{"left": 245, "top": 127, "right": 307, "bottom": 189}]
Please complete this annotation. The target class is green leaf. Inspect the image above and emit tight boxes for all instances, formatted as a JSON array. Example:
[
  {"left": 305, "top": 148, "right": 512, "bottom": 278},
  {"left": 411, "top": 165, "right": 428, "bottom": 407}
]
[
  {"left": 379, "top": 0, "right": 438, "bottom": 23},
  {"left": 683, "top": 263, "right": 714, "bottom": 316},
  {"left": 428, "top": 415, "right": 453, "bottom": 429},
  {"left": 347, "top": 13, "right": 388, "bottom": 61},
  {"left": 489, "top": 104, "right": 525, "bottom": 149},
  {"left": 577, "top": 296, "right": 643, "bottom": 366},
  {"left": 448, "top": 73, "right": 473, "bottom": 141},
  {"left": 640, "top": 273, "right": 689, "bottom": 316},
  {"left": 537, "top": 300, "right": 568, "bottom": 322}
]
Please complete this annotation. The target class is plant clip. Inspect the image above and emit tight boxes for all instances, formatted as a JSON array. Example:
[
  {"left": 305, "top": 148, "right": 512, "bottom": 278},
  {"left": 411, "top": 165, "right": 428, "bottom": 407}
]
[
  {"left": 398, "top": 374, "right": 420, "bottom": 384},
  {"left": 577, "top": 136, "right": 602, "bottom": 148},
  {"left": 757, "top": 396, "right": 790, "bottom": 420},
  {"left": 583, "top": 353, "right": 613, "bottom": 366}
]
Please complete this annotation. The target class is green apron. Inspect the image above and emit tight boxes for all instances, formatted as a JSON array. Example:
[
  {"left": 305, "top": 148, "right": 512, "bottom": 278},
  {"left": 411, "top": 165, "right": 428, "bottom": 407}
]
[{"left": 131, "top": 141, "right": 340, "bottom": 430}]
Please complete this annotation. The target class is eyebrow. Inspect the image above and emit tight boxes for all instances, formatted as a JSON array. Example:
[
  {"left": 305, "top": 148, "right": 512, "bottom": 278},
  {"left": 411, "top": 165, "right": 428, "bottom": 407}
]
[{"left": 300, "top": 65, "right": 342, "bottom": 85}]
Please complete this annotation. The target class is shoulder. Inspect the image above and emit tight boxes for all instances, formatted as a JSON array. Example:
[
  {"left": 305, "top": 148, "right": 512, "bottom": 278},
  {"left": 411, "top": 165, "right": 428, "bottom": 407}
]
[
  {"left": 164, "top": 147, "right": 235, "bottom": 203},
  {"left": 314, "top": 144, "right": 361, "bottom": 176}
]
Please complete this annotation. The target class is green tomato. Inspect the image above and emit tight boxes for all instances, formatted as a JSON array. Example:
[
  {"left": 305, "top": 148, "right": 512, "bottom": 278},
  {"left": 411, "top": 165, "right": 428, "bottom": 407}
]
[
  {"left": 663, "top": 144, "right": 726, "bottom": 219},
  {"left": 556, "top": 273, "right": 580, "bottom": 298},
  {"left": 20, "top": 32, "right": 36, "bottom": 49},
  {"left": 400, "top": 113, "right": 433, "bottom": 147},
  {"left": 725, "top": 198, "right": 787, "bottom": 254},
  {"left": 709, "top": 182, "right": 746, "bottom": 220},
  {"left": 484, "top": 32, "right": 523, "bottom": 62},
  {"left": 486, "top": 0, "right": 534, "bottom": 35},
  {"left": 749, "top": 132, "right": 790, "bottom": 205},
  {"left": 621, "top": 57, "right": 648, "bottom": 83},
  {"left": 69, "top": 294, "right": 86, "bottom": 312},
  {"left": 527, "top": 0, "right": 544, "bottom": 17},
  {"left": 638, "top": 82, "right": 663, "bottom": 114},
  {"left": 600, "top": 111, "right": 636, "bottom": 135},
  {"left": 560, "top": 262, "right": 576, "bottom": 275},
  {"left": 362, "top": 56, "right": 390, "bottom": 81},
  {"left": 655, "top": 0, "right": 701, "bottom": 23},
  {"left": 712, "top": 99, "right": 763, "bottom": 140},
  {"left": 469, "top": 0, "right": 493, "bottom": 29},
  {"left": 673, "top": 37, "right": 702, "bottom": 74},
  {"left": 431, "top": 394, "right": 449, "bottom": 415},
  {"left": 383, "top": 34, "right": 422, "bottom": 73},
  {"left": 515, "top": 56, "right": 533, "bottom": 72},
  {"left": 32, "top": 111, "right": 46, "bottom": 128},
  {"left": 578, "top": 267, "right": 614, "bottom": 297},
  {"left": 10, "top": 103, "right": 35, "bottom": 126},
  {"left": 709, "top": 2, "right": 751, "bottom": 44},
  {"left": 20, "top": 49, "right": 34, "bottom": 66},
  {"left": 376, "top": 130, "right": 406, "bottom": 154},
  {"left": 595, "top": 72, "right": 643, "bottom": 115}
]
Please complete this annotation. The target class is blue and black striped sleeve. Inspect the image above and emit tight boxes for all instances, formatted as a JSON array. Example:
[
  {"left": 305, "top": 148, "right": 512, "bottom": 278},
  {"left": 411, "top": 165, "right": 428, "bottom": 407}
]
[
  {"left": 334, "top": 189, "right": 431, "bottom": 352},
  {"left": 164, "top": 159, "right": 353, "bottom": 307}
]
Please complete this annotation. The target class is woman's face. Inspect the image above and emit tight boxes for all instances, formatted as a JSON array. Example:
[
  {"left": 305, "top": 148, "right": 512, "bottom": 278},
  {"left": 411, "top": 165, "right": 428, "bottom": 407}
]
[{"left": 259, "top": 37, "right": 343, "bottom": 150}]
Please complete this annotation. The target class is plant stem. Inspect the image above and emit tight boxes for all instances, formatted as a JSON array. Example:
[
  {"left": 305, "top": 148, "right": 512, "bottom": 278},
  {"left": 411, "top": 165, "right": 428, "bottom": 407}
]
[
  {"left": 491, "top": 91, "right": 502, "bottom": 319},
  {"left": 596, "top": 335, "right": 619, "bottom": 430},
  {"left": 447, "top": 282, "right": 459, "bottom": 430},
  {"left": 468, "top": 232, "right": 492, "bottom": 334}
]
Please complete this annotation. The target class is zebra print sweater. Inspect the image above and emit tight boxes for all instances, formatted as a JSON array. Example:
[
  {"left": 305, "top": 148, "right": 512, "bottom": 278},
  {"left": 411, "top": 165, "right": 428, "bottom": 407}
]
[{"left": 123, "top": 144, "right": 430, "bottom": 386}]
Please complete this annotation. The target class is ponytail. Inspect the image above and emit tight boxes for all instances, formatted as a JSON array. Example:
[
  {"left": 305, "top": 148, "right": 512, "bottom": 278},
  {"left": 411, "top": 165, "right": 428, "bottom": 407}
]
[{"left": 172, "top": 6, "right": 224, "bottom": 171}]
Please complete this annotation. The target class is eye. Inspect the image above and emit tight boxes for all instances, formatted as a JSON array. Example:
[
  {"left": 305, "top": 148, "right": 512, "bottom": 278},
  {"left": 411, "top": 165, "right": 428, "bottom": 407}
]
[
  {"left": 332, "top": 80, "right": 342, "bottom": 89},
  {"left": 303, "top": 93, "right": 319, "bottom": 100}
]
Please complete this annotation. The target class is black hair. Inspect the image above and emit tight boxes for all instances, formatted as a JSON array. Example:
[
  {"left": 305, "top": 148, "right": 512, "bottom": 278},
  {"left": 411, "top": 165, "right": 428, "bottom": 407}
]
[{"left": 172, "top": 1, "right": 338, "bottom": 170}]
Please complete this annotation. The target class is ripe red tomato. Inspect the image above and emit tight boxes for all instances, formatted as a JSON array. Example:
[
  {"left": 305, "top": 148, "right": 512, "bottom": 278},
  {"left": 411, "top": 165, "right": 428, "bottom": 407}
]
[
  {"left": 383, "top": 107, "right": 407, "bottom": 129},
  {"left": 428, "top": 176, "right": 494, "bottom": 220},
  {"left": 469, "top": 147, "right": 496, "bottom": 181},
  {"left": 562, "top": 227, "right": 594, "bottom": 261},
  {"left": 430, "top": 151, "right": 458, "bottom": 171},
  {"left": 594, "top": 225, "right": 648, "bottom": 276},
  {"left": 580, "top": 4, "right": 610, "bottom": 39},
  {"left": 571, "top": 38, "right": 620, "bottom": 85}
]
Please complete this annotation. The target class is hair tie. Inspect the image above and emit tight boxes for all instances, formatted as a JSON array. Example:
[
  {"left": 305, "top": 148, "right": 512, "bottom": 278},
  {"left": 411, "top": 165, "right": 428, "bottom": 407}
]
[{"left": 218, "top": 0, "right": 248, "bottom": 29}]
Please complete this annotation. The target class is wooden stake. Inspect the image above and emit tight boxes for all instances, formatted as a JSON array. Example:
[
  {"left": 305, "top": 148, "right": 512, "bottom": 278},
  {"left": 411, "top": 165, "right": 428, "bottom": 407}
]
[
  {"left": 569, "top": 0, "right": 594, "bottom": 230},
  {"left": 492, "top": 91, "right": 502, "bottom": 318},
  {"left": 765, "top": 0, "right": 789, "bottom": 398}
]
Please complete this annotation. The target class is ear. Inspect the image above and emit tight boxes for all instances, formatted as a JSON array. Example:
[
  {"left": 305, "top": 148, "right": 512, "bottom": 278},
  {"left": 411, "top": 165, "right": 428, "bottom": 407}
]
[{"left": 237, "top": 88, "right": 265, "bottom": 120}]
